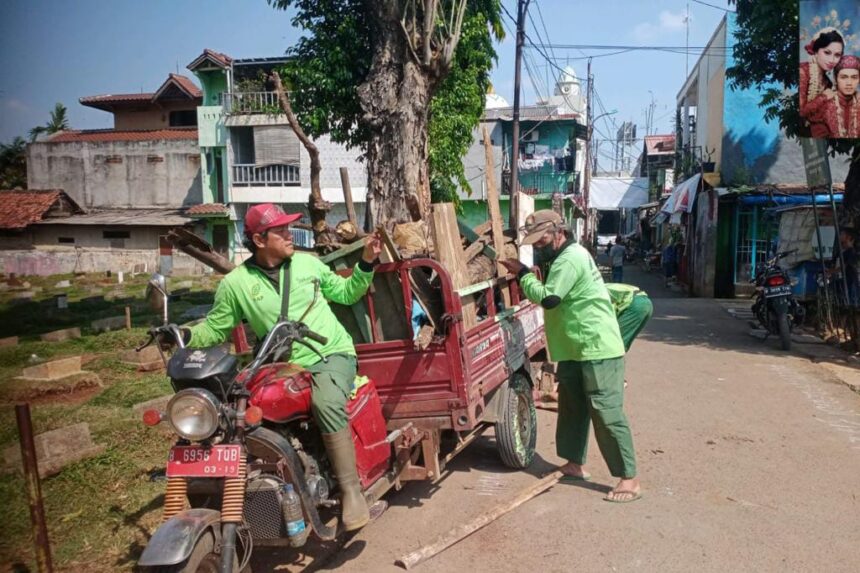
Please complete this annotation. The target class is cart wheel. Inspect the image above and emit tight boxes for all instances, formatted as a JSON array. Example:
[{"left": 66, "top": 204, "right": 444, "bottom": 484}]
[{"left": 495, "top": 373, "right": 537, "bottom": 469}]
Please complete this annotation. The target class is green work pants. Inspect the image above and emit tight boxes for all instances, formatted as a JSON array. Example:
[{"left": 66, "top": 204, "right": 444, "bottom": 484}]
[
  {"left": 556, "top": 357, "right": 637, "bottom": 478},
  {"left": 617, "top": 294, "right": 653, "bottom": 351},
  {"left": 306, "top": 353, "right": 357, "bottom": 433}
]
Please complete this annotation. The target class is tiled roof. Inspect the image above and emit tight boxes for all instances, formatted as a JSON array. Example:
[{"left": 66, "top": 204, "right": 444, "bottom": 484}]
[
  {"left": 80, "top": 92, "right": 154, "bottom": 105},
  {"left": 187, "top": 49, "right": 233, "bottom": 71},
  {"left": 81, "top": 74, "right": 201, "bottom": 110},
  {"left": 644, "top": 135, "right": 676, "bottom": 155},
  {"left": 46, "top": 128, "right": 198, "bottom": 143},
  {"left": 185, "top": 203, "right": 230, "bottom": 216},
  {"left": 0, "top": 190, "right": 83, "bottom": 230}
]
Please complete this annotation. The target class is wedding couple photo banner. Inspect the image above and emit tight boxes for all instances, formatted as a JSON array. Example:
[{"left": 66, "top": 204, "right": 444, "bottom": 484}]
[{"left": 799, "top": 0, "right": 860, "bottom": 139}]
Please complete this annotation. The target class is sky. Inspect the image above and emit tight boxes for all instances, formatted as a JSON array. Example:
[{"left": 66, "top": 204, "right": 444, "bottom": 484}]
[{"left": 0, "top": 0, "right": 730, "bottom": 170}]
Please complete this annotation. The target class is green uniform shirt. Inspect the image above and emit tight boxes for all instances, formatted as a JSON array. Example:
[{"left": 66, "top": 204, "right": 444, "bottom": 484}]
[
  {"left": 521, "top": 242, "right": 625, "bottom": 362},
  {"left": 188, "top": 253, "right": 373, "bottom": 367},
  {"left": 604, "top": 283, "right": 645, "bottom": 314}
]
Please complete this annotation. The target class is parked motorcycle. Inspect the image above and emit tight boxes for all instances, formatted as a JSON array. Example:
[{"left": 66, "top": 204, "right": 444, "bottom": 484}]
[
  {"left": 136, "top": 274, "right": 396, "bottom": 573},
  {"left": 751, "top": 249, "right": 804, "bottom": 351}
]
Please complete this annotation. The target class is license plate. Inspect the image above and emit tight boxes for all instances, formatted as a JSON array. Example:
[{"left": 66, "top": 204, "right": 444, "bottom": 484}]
[
  {"left": 764, "top": 285, "right": 792, "bottom": 297},
  {"left": 166, "top": 444, "right": 242, "bottom": 478}
]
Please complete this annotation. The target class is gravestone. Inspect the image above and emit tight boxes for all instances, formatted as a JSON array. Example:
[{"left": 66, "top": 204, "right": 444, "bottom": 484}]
[
  {"left": 91, "top": 315, "right": 126, "bottom": 333},
  {"left": 40, "top": 327, "right": 82, "bottom": 342},
  {"left": 21, "top": 356, "right": 82, "bottom": 380},
  {"left": 2, "top": 422, "right": 106, "bottom": 478},
  {"left": 173, "top": 280, "right": 193, "bottom": 290},
  {"left": 0, "top": 336, "right": 19, "bottom": 348},
  {"left": 120, "top": 346, "right": 164, "bottom": 372},
  {"left": 54, "top": 280, "right": 71, "bottom": 288},
  {"left": 132, "top": 395, "right": 172, "bottom": 417}
]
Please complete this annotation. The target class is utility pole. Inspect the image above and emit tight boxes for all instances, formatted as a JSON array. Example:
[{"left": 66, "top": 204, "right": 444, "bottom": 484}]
[
  {"left": 583, "top": 57, "right": 593, "bottom": 246},
  {"left": 685, "top": 3, "right": 690, "bottom": 78},
  {"left": 509, "top": 0, "right": 531, "bottom": 230}
]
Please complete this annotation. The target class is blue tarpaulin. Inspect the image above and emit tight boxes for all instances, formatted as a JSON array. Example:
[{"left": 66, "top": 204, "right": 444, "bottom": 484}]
[{"left": 738, "top": 193, "right": 843, "bottom": 206}]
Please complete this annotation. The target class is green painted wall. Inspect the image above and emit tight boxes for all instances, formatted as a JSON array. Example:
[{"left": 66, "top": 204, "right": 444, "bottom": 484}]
[{"left": 502, "top": 119, "right": 579, "bottom": 195}]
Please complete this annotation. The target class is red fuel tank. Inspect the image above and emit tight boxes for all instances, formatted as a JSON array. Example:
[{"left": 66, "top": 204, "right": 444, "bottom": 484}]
[
  {"left": 244, "top": 362, "right": 390, "bottom": 488},
  {"left": 246, "top": 363, "right": 313, "bottom": 424}
]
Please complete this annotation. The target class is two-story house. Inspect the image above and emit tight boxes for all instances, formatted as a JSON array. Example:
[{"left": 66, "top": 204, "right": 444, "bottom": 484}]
[
  {"left": 2, "top": 74, "right": 206, "bottom": 276},
  {"left": 459, "top": 67, "right": 587, "bottom": 233},
  {"left": 187, "top": 49, "right": 368, "bottom": 262},
  {"left": 667, "top": 12, "right": 849, "bottom": 297}
]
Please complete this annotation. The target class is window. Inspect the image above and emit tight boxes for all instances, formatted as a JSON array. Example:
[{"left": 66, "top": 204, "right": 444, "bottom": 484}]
[
  {"left": 58, "top": 237, "right": 75, "bottom": 244},
  {"left": 169, "top": 110, "right": 197, "bottom": 127},
  {"left": 103, "top": 230, "right": 131, "bottom": 239}
]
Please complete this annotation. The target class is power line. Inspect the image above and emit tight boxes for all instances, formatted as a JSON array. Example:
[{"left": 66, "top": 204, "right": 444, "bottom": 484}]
[
  {"left": 690, "top": 0, "right": 734, "bottom": 12},
  {"left": 531, "top": 43, "right": 732, "bottom": 51}
]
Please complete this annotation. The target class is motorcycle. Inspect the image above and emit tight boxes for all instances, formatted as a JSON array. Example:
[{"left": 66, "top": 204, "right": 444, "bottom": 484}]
[
  {"left": 751, "top": 249, "right": 804, "bottom": 351},
  {"left": 136, "top": 274, "right": 398, "bottom": 572}
]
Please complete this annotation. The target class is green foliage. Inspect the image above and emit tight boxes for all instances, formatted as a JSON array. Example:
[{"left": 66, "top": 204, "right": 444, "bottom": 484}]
[
  {"left": 0, "top": 136, "right": 27, "bottom": 189},
  {"left": 29, "top": 102, "right": 70, "bottom": 141},
  {"left": 269, "top": 0, "right": 503, "bottom": 203}
]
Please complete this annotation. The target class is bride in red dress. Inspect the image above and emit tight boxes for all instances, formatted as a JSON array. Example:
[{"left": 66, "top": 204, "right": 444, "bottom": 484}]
[
  {"left": 799, "top": 28, "right": 845, "bottom": 133},
  {"left": 805, "top": 55, "right": 860, "bottom": 138}
]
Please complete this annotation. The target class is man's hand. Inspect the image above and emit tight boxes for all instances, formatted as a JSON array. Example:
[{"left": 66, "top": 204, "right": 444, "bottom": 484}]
[
  {"left": 361, "top": 231, "right": 383, "bottom": 263},
  {"left": 500, "top": 258, "right": 527, "bottom": 275}
]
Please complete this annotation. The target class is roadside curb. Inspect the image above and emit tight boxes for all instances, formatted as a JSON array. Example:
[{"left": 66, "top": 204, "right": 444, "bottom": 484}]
[{"left": 790, "top": 338, "right": 860, "bottom": 396}]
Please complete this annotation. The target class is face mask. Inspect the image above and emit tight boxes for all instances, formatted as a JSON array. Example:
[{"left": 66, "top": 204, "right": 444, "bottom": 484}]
[{"left": 535, "top": 242, "right": 559, "bottom": 264}]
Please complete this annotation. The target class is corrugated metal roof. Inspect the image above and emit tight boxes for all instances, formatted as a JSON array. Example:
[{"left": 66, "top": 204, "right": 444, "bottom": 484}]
[
  {"left": 46, "top": 128, "right": 198, "bottom": 143},
  {"left": 483, "top": 105, "right": 580, "bottom": 121},
  {"left": 644, "top": 135, "right": 675, "bottom": 155},
  {"left": 32, "top": 209, "right": 193, "bottom": 227}
]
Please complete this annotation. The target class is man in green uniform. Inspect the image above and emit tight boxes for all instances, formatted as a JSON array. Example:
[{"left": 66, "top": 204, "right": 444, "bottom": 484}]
[
  {"left": 605, "top": 283, "right": 653, "bottom": 352},
  {"left": 501, "top": 210, "right": 641, "bottom": 503},
  {"left": 185, "top": 203, "right": 382, "bottom": 529}
]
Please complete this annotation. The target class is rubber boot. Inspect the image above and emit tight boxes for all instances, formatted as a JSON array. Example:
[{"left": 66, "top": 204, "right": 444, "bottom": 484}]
[{"left": 322, "top": 429, "right": 370, "bottom": 531}]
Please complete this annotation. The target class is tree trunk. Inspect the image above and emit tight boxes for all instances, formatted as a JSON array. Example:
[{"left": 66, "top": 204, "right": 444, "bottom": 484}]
[{"left": 358, "top": 3, "right": 435, "bottom": 229}]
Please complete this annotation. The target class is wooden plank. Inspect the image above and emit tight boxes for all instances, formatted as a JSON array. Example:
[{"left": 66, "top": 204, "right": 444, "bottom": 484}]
[
  {"left": 395, "top": 470, "right": 564, "bottom": 570},
  {"left": 482, "top": 125, "right": 511, "bottom": 308},
  {"left": 430, "top": 203, "right": 477, "bottom": 330},
  {"left": 483, "top": 126, "right": 507, "bottom": 273},
  {"left": 517, "top": 192, "right": 535, "bottom": 268},
  {"left": 457, "top": 219, "right": 496, "bottom": 260}
]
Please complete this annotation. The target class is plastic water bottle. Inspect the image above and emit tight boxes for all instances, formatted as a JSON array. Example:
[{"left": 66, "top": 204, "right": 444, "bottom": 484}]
[{"left": 282, "top": 483, "right": 308, "bottom": 547}]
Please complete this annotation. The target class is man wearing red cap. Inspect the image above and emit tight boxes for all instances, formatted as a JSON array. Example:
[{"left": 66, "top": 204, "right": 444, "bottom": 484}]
[{"left": 185, "top": 203, "right": 382, "bottom": 530}]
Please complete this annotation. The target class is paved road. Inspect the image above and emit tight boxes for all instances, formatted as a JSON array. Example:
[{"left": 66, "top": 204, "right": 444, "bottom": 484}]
[{"left": 254, "top": 263, "right": 860, "bottom": 572}]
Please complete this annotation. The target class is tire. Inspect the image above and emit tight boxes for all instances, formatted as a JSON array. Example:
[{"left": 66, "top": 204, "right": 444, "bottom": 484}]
[
  {"left": 777, "top": 311, "right": 791, "bottom": 351},
  {"left": 495, "top": 373, "right": 537, "bottom": 469},
  {"left": 151, "top": 531, "right": 237, "bottom": 573}
]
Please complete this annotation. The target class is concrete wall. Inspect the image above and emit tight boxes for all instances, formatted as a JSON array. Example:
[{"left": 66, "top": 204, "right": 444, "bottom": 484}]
[
  {"left": 27, "top": 138, "right": 203, "bottom": 209},
  {"left": 0, "top": 248, "right": 206, "bottom": 276},
  {"left": 691, "top": 189, "right": 720, "bottom": 297},
  {"left": 299, "top": 134, "right": 367, "bottom": 194},
  {"left": 113, "top": 101, "right": 198, "bottom": 130},
  {"left": 459, "top": 121, "right": 504, "bottom": 201}
]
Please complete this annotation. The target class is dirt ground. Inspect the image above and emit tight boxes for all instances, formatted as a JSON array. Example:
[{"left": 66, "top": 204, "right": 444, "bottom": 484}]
[{"left": 252, "top": 264, "right": 860, "bottom": 572}]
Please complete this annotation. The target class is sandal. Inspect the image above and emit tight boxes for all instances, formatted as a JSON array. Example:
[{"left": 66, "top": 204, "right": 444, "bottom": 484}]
[{"left": 603, "top": 489, "right": 642, "bottom": 503}]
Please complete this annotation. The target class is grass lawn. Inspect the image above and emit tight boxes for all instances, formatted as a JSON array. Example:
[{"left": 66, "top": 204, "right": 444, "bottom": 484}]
[{"left": 0, "top": 273, "right": 218, "bottom": 571}]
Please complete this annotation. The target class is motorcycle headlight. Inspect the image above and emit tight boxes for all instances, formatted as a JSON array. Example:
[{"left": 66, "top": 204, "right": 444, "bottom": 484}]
[{"left": 167, "top": 388, "right": 221, "bottom": 441}]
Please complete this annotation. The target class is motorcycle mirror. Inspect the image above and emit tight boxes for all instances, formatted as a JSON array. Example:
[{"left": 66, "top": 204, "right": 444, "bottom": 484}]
[{"left": 145, "top": 273, "right": 169, "bottom": 324}]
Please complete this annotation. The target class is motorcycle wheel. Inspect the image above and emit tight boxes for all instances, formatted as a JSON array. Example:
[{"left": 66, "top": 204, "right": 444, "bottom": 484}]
[
  {"left": 151, "top": 531, "right": 235, "bottom": 573},
  {"left": 496, "top": 374, "right": 537, "bottom": 469},
  {"left": 777, "top": 311, "right": 792, "bottom": 351}
]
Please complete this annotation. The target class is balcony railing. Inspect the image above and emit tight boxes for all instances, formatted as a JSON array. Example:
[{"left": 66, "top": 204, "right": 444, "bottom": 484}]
[
  {"left": 290, "top": 228, "right": 314, "bottom": 248},
  {"left": 221, "top": 92, "right": 280, "bottom": 114},
  {"left": 232, "top": 164, "right": 300, "bottom": 186}
]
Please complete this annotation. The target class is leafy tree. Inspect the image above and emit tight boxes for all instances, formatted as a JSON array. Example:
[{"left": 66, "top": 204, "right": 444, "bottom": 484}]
[
  {"left": 726, "top": 0, "right": 859, "bottom": 215},
  {"left": 269, "top": 0, "right": 503, "bottom": 225},
  {"left": 29, "top": 102, "right": 70, "bottom": 141},
  {"left": 0, "top": 137, "right": 27, "bottom": 189}
]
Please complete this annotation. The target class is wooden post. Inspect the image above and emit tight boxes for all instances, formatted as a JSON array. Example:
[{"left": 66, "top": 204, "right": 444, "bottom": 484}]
[
  {"left": 340, "top": 167, "right": 359, "bottom": 230},
  {"left": 482, "top": 125, "right": 512, "bottom": 307},
  {"left": 517, "top": 192, "right": 535, "bottom": 268},
  {"left": 124, "top": 306, "right": 131, "bottom": 331},
  {"left": 395, "top": 470, "right": 563, "bottom": 570},
  {"left": 16, "top": 404, "right": 54, "bottom": 573},
  {"left": 430, "top": 203, "right": 477, "bottom": 330}
]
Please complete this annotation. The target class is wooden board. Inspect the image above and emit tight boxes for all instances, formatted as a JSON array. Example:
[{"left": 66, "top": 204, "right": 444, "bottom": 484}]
[
  {"left": 430, "top": 203, "right": 478, "bottom": 330},
  {"left": 517, "top": 192, "right": 535, "bottom": 268},
  {"left": 482, "top": 126, "right": 512, "bottom": 307}
]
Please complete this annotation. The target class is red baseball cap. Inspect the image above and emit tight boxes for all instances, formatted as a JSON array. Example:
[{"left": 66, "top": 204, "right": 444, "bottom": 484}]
[{"left": 244, "top": 203, "right": 302, "bottom": 236}]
